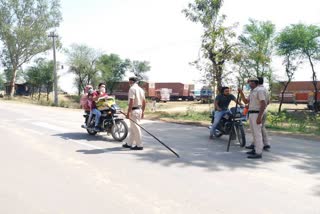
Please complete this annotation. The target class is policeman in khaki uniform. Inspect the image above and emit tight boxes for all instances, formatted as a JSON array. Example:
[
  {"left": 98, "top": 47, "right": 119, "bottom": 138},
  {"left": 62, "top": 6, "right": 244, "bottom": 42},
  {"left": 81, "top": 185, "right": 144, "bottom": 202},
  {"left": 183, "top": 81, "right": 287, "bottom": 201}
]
[
  {"left": 122, "top": 77, "right": 146, "bottom": 150},
  {"left": 245, "top": 77, "right": 271, "bottom": 151},
  {"left": 239, "top": 77, "right": 267, "bottom": 159}
]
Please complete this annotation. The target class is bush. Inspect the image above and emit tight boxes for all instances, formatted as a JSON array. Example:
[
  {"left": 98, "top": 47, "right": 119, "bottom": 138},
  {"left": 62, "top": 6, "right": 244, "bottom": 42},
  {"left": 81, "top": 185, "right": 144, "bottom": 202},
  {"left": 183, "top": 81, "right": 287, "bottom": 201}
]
[
  {"left": 67, "top": 95, "right": 81, "bottom": 103},
  {"left": 266, "top": 110, "right": 320, "bottom": 135},
  {"left": 59, "top": 100, "right": 69, "bottom": 108}
]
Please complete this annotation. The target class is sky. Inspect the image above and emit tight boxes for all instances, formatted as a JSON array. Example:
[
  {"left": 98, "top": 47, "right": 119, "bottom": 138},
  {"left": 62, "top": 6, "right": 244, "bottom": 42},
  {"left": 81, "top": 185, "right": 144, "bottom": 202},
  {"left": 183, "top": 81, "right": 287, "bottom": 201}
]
[{"left": 55, "top": 0, "right": 320, "bottom": 93}]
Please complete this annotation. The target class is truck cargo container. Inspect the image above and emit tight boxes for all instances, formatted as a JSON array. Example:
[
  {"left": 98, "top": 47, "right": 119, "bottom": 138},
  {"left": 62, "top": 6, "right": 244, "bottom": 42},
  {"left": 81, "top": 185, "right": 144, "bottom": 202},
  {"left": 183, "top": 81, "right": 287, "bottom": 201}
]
[
  {"left": 111, "top": 81, "right": 194, "bottom": 101},
  {"left": 277, "top": 81, "right": 320, "bottom": 110}
]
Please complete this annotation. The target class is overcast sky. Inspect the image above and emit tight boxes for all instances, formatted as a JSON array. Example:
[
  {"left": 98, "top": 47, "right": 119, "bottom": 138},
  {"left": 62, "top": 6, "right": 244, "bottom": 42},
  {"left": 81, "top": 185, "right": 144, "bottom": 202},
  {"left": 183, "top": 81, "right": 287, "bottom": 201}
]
[{"left": 56, "top": 0, "right": 320, "bottom": 93}]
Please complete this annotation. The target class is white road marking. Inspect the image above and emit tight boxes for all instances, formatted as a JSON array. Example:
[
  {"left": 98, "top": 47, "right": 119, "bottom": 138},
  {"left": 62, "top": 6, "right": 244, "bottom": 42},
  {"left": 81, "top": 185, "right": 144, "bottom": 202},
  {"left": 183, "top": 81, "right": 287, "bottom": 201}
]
[
  {"left": 31, "top": 121, "right": 68, "bottom": 132},
  {"left": 67, "top": 139, "right": 103, "bottom": 150},
  {"left": 22, "top": 128, "right": 44, "bottom": 136},
  {"left": 31, "top": 121, "right": 104, "bottom": 149}
]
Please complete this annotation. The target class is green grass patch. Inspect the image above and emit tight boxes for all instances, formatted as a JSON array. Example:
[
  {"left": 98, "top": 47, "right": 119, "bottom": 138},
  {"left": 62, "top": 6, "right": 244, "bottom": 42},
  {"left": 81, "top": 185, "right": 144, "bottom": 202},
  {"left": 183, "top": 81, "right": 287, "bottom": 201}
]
[
  {"left": 266, "top": 110, "right": 320, "bottom": 135},
  {"left": 146, "top": 106, "right": 211, "bottom": 122}
]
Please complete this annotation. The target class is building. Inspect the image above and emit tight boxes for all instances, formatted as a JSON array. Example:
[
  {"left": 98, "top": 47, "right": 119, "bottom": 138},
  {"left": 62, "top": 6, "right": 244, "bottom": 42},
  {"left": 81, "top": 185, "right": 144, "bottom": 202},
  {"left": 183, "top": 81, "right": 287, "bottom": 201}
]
[{"left": 5, "top": 82, "right": 30, "bottom": 96}]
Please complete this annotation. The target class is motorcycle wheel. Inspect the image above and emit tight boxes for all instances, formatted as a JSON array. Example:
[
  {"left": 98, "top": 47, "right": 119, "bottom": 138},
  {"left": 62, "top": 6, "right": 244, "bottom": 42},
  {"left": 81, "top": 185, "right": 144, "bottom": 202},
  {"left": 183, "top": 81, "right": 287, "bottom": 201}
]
[
  {"left": 111, "top": 120, "right": 128, "bottom": 142},
  {"left": 87, "top": 128, "right": 97, "bottom": 135},
  {"left": 236, "top": 125, "right": 246, "bottom": 147},
  {"left": 85, "top": 117, "right": 97, "bottom": 135}
]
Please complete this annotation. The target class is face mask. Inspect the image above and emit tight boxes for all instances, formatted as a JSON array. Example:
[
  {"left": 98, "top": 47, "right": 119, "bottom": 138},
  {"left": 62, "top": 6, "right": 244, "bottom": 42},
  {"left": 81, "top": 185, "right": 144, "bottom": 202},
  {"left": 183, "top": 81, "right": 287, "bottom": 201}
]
[
  {"left": 245, "top": 84, "right": 250, "bottom": 90},
  {"left": 99, "top": 88, "right": 106, "bottom": 93}
]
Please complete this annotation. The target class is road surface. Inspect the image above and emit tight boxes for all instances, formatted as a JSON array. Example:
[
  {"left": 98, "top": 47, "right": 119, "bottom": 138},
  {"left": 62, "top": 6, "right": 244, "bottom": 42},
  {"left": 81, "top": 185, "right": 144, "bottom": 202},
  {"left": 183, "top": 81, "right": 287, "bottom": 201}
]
[{"left": 0, "top": 101, "right": 319, "bottom": 214}]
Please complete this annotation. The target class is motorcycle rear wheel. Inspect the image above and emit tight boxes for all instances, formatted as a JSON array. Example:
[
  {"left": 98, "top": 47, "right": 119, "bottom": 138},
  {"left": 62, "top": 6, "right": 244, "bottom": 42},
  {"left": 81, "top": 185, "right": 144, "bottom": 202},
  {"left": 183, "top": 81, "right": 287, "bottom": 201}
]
[{"left": 85, "top": 117, "right": 97, "bottom": 135}]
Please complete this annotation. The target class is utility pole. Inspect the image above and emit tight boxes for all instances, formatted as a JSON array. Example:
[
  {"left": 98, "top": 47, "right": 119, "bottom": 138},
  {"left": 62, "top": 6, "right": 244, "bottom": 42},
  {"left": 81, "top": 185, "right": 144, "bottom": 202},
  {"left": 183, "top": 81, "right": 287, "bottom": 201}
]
[{"left": 48, "top": 32, "right": 58, "bottom": 106}]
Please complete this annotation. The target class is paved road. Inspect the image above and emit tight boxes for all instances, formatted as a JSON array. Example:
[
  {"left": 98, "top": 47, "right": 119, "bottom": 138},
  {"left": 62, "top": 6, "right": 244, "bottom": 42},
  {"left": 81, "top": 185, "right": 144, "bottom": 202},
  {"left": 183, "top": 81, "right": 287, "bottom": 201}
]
[{"left": 0, "top": 101, "right": 319, "bottom": 214}]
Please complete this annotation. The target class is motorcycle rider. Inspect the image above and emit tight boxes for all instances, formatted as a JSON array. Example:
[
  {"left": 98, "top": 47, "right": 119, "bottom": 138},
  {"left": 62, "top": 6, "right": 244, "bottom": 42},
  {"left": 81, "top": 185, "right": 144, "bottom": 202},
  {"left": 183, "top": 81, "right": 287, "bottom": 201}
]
[
  {"left": 91, "top": 83, "right": 108, "bottom": 132},
  {"left": 209, "top": 87, "right": 242, "bottom": 139},
  {"left": 80, "top": 85, "right": 94, "bottom": 128}
]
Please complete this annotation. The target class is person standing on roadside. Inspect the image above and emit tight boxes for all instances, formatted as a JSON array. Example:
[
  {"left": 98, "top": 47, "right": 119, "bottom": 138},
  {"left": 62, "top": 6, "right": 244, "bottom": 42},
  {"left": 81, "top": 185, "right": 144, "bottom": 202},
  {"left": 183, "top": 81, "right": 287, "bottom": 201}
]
[
  {"left": 123, "top": 77, "right": 146, "bottom": 150},
  {"left": 245, "top": 77, "right": 271, "bottom": 151},
  {"left": 239, "top": 77, "right": 267, "bottom": 159}
]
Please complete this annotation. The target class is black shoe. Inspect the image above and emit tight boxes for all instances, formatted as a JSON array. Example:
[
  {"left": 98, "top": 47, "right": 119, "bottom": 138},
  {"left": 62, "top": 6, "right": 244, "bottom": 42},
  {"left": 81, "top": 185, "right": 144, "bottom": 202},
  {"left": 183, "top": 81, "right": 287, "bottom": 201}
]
[
  {"left": 263, "top": 145, "right": 271, "bottom": 151},
  {"left": 245, "top": 144, "right": 255, "bottom": 150},
  {"left": 94, "top": 126, "right": 100, "bottom": 132},
  {"left": 247, "top": 154, "right": 262, "bottom": 159},
  {"left": 246, "top": 150, "right": 256, "bottom": 155},
  {"left": 81, "top": 124, "right": 87, "bottom": 128},
  {"left": 130, "top": 146, "right": 143, "bottom": 150},
  {"left": 122, "top": 143, "right": 131, "bottom": 148}
]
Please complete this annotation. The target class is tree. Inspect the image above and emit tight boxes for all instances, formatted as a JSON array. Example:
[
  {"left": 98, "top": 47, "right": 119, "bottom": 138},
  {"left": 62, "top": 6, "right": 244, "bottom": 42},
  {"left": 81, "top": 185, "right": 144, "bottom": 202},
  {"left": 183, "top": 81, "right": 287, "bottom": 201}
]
[
  {"left": 183, "top": 0, "right": 237, "bottom": 93},
  {"left": 0, "top": 71, "right": 4, "bottom": 90},
  {"left": 38, "top": 59, "right": 54, "bottom": 101},
  {"left": 238, "top": 19, "right": 276, "bottom": 83},
  {"left": 65, "top": 44, "right": 101, "bottom": 96},
  {"left": 24, "top": 58, "right": 54, "bottom": 101},
  {"left": 0, "top": 0, "right": 62, "bottom": 97},
  {"left": 290, "top": 24, "right": 320, "bottom": 112},
  {"left": 3, "top": 67, "right": 22, "bottom": 83},
  {"left": 97, "top": 54, "right": 130, "bottom": 94},
  {"left": 232, "top": 48, "right": 252, "bottom": 88},
  {"left": 129, "top": 60, "right": 151, "bottom": 80},
  {"left": 276, "top": 26, "right": 302, "bottom": 113}
]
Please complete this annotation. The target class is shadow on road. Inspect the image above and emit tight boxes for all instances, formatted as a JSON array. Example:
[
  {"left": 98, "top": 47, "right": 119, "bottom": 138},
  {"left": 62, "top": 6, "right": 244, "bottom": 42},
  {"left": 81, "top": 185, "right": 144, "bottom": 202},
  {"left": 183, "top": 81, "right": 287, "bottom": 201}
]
[
  {"left": 53, "top": 122, "right": 320, "bottom": 196},
  {"left": 54, "top": 124, "right": 320, "bottom": 174},
  {"left": 76, "top": 147, "right": 128, "bottom": 154},
  {"left": 53, "top": 132, "right": 117, "bottom": 142}
]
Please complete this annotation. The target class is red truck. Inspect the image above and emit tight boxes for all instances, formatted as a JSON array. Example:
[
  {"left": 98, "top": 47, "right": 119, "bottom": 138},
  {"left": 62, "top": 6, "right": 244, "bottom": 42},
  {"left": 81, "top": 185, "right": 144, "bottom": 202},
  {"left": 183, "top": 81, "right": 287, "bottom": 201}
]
[{"left": 111, "top": 81, "right": 194, "bottom": 101}]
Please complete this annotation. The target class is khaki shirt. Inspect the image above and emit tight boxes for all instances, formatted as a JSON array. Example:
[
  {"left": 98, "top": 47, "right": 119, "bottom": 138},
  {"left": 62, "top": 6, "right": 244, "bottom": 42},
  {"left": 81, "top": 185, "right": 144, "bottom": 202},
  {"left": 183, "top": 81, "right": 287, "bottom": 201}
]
[
  {"left": 258, "top": 85, "right": 269, "bottom": 105},
  {"left": 249, "top": 87, "right": 266, "bottom": 111},
  {"left": 128, "top": 83, "right": 145, "bottom": 107}
]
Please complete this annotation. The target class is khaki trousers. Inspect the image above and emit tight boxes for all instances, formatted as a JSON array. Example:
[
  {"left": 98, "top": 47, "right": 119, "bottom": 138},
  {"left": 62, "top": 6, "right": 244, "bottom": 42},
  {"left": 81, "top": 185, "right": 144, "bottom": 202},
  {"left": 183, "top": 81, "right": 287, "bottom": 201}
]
[
  {"left": 128, "top": 109, "right": 142, "bottom": 147},
  {"left": 249, "top": 113, "right": 263, "bottom": 154},
  {"left": 261, "top": 112, "right": 269, "bottom": 146},
  {"left": 252, "top": 112, "right": 269, "bottom": 146}
]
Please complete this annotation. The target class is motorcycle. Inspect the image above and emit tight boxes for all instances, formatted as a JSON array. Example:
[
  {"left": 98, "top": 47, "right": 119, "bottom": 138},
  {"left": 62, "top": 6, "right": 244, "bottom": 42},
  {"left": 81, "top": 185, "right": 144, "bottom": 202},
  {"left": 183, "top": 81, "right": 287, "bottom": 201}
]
[
  {"left": 209, "top": 107, "right": 247, "bottom": 147},
  {"left": 82, "top": 97, "right": 129, "bottom": 142}
]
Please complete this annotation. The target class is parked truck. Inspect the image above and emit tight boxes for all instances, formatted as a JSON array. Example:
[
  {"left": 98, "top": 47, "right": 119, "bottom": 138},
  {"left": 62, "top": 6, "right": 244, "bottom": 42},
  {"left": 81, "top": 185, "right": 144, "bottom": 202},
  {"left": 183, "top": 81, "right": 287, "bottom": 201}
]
[
  {"left": 200, "top": 87, "right": 213, "bottom": 103},
  {"left": 111, "top": 81, "right": 194, "bottom": 102}
]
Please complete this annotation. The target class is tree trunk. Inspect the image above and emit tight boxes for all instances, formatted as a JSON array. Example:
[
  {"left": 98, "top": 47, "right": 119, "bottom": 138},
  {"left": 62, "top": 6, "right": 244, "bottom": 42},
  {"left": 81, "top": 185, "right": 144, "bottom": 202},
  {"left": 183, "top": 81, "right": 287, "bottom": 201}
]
[
  {"left": 31, "top": 86, "right": 34, "bottom": 99},
  {"left": 78, "top": 82, "right": 81, "bottom": 96},
  {"left": 308, "top": 56, "right": 318, "bottom": 112},
  {"left": 213, "top": 65, "right": 223, "bottom": 95},
  {"left": 9, "top": 67, "right": 17, "bottom": 98},
  {"left": 278, "top": 81, "right": 290, "bottom": 113},
  {"left": 38, "top": 86, "right": 41, "bottom": 101},
  {"left": 46, "top": 85, "right": 50, "bottom": 101}
]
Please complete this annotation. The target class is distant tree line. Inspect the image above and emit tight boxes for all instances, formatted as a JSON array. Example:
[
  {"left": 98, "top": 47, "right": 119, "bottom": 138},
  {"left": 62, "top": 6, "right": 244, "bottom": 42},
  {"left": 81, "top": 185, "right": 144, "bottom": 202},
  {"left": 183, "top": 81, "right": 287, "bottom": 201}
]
[{"left": 64, "top": 44, "right": 151, "bottom": 96}]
